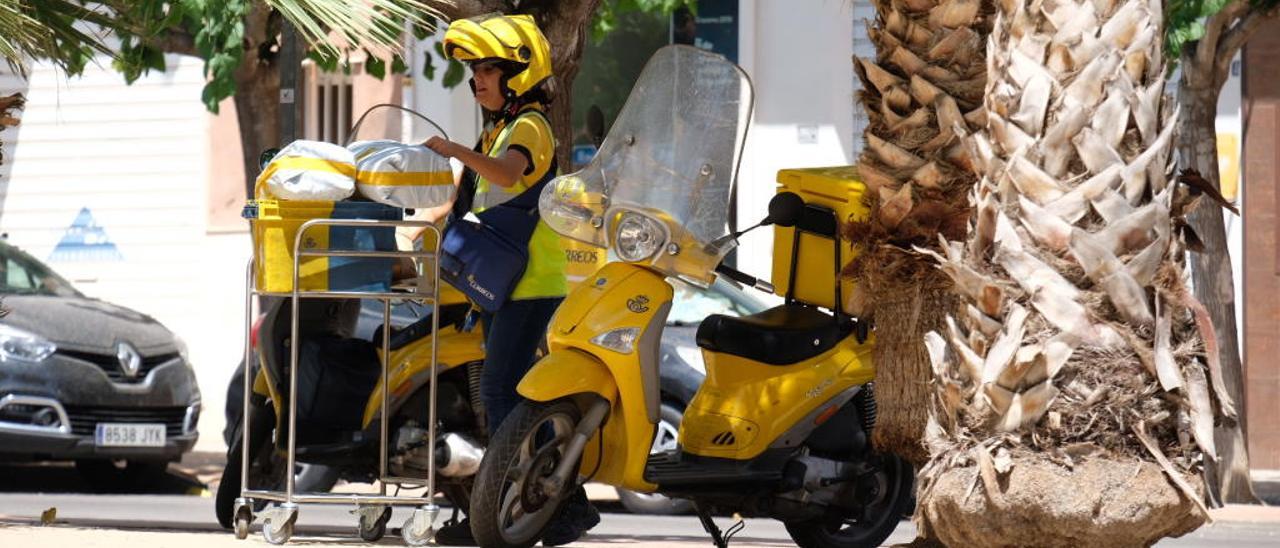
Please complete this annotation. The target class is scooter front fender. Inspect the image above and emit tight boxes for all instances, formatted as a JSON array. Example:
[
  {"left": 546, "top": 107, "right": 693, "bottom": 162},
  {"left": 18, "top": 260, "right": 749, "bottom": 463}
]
[{"left": 518, "top": 349, "right": 618, "bottom": 404}]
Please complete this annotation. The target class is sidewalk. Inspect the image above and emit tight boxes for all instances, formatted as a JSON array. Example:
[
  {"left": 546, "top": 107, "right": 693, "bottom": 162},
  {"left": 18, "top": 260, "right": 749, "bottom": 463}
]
[
  {"left": 0, "top": 525, "right": 795, "bottom": 547},
  {"left": 177, "top": 453, "right": 1280, "bottom": 509}
]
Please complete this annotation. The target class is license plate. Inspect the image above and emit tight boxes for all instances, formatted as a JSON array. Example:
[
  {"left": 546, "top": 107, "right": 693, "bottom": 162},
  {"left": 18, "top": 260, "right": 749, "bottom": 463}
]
[{"left": 94, "top": 423, "right": 166, "bottom": 447}]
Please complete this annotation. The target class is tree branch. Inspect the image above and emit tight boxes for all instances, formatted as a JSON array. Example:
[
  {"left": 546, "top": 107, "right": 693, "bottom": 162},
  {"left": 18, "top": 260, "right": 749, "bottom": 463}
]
[
  {"left": 1193, "top": 1, "right": 1249, "bottom": 89},
  {"left": 144, "top": 29, "right": 198, "bottom": 57},
  {"left": 1215, "top": 6, "right": 1280, "bottom": 88}
]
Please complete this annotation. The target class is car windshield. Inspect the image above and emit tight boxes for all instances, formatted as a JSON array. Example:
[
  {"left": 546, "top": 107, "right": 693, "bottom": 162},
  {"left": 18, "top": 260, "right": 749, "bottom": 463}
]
[
  {"left": 668, "top": 278, "right": 768, "bottom": 325},
  {"left": 0, "top": 244, "right": 81, "bottom": 297}
]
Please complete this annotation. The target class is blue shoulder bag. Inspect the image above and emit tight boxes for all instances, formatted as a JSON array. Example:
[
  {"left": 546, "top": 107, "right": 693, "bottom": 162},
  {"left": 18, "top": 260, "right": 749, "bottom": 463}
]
[{"left": 439, "top": 149, "right": 557, "bottom": 313}]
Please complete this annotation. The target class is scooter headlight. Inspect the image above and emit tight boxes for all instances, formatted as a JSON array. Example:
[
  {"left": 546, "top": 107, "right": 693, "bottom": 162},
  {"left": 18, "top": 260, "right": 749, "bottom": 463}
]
[
  {"left": 0, "top": 324, "right": 57, "bottom": 364},
  {"left": 613, "top": 212, "right": 665, "bottom": 263},
  {"left": 590, "top": 327, "right": 641, "bottom": 354}
]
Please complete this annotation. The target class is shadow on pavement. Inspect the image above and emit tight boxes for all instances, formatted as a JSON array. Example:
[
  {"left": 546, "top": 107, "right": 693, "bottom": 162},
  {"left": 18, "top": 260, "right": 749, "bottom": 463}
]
[{"left": 0, "top": 461, "right": 205, "bottom": 495}]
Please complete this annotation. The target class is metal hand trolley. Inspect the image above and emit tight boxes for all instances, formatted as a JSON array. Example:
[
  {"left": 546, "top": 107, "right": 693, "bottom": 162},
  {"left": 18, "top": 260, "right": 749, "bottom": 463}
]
[
  {"left": 232, "top": 218, "right": 444, "bottom": 545},
  {"left": 232, "top": 104, "right": 455, "bottom": 545}
]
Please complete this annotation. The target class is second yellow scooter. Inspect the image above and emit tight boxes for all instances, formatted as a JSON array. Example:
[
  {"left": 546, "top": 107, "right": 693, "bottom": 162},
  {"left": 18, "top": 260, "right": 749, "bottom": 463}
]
[{"left": 470, "top": 45, "right": 911, "bottom": 548}]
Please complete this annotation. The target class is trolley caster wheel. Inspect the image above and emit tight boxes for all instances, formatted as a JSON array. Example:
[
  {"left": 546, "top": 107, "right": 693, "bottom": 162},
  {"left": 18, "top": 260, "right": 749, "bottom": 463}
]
[
  {"left": 260, "top": 503, "right": 298, "bottom": 545},
  {"left": 263, "top": 521, "right": 293, "bottom": 545},
  {"left": 233, "top": 502, "right": 253, "bottom": 540},
  {"left": 401, "top": 504, "right": 439, "bottom": 547},
  {"left": 357, "top": 505, "right": 393, "bottom": 542}
]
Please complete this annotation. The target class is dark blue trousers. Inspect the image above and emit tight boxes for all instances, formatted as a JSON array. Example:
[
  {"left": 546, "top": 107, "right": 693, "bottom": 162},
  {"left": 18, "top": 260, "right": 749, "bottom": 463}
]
[{"left": 479, "top": 296, "right": 563, "bottom": 436}]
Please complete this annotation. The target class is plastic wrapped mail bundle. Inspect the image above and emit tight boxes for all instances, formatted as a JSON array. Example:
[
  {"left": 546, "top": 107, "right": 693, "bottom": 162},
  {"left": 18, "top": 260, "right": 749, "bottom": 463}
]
[
  {"left": 256, "top": 140, "right": 357, "bottom": 201},
  {"left": 348, "top": 140, "right": 455, "bottom": 209}
]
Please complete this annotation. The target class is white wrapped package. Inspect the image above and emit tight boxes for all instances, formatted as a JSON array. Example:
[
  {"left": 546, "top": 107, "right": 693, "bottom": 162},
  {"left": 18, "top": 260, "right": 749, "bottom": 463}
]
[
  {"left": 349, "top": 140, "right": 454, "bottom": 209},
  {"left": 255, "top": 140, "right": 356, "bottom": 201}
]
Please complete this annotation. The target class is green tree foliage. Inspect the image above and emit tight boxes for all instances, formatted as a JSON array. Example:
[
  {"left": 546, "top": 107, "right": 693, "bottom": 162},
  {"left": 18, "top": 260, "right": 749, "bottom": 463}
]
[
  {"left": 590, "top": 0, "right": 691, "bottom": 43},
  {"left": 0, "top": 1, "right": 437, "bottom": 112},
  {"left": 1167, "top": 0, "right": 1279, "bottom": 67}
]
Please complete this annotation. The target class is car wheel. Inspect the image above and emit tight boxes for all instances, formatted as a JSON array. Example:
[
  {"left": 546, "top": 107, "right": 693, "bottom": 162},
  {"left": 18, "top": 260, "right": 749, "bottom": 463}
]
[
  {"left": 616, "top": 403, "right": 694, "bottom": 515},
  {"left": 75, "top": 459, "right": 171, "bottom": 492},
  {"left": 224, "top": 360, "right": 248, "bottom": 446}
]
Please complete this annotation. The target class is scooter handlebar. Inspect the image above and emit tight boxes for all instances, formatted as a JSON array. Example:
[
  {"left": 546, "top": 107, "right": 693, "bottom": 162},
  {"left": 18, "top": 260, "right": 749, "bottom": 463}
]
[{"left": 715, "top": 263, "right": 775, "bottom": 294}]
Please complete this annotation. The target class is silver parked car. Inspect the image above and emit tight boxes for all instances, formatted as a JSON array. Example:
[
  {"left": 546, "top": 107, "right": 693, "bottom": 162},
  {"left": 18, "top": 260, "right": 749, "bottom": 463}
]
[{"left": 0, "top": 240, "right": 201, "bottom": 485}]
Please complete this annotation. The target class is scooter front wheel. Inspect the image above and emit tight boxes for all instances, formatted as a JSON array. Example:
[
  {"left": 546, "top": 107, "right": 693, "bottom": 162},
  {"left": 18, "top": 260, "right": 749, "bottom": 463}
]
[{"left": 471, "top": 399, "right": 582, "bottom": 548}]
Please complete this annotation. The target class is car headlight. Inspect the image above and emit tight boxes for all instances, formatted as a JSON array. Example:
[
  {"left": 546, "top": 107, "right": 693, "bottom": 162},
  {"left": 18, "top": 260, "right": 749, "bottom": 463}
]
[
  {"left": 590, "top": 327, "right": 641, "bottom": 354},
  {"left": 613, "top": 212, "right": 665, "bottom": 263},
  {"left": 0, "top": 324, "right": 57, "bottom": 364}
]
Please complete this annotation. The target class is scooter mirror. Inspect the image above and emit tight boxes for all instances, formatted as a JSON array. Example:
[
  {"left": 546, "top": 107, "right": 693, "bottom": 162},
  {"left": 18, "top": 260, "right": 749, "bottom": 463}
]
[
  {"left": 587, "top": 105, "right": 606, "bottom": 148},
  {"left": 763, "top": 192, "right": 804, "bottom": 227},
  {"left": 259, "top": 148, "right": 280, "bottom": 172}
]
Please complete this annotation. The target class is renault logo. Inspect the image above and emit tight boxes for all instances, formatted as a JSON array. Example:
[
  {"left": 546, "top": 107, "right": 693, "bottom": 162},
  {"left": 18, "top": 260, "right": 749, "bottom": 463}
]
[{"left": 116, "top": 342, "right": 142, "bottom": 378}]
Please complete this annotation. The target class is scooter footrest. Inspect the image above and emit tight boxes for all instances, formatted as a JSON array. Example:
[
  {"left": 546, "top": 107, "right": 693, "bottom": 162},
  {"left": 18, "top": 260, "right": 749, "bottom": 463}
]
[{"left": 643, "top": 450, "right": 784, "bottom": 486}]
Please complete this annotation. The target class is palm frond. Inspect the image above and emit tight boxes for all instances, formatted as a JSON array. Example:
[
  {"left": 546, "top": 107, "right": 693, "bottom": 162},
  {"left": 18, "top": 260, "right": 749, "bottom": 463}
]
[
  {"left": 266, "top": 0, "right": 443, "bottom": 56},
  {"left": 0, "top": 0, "right": 116, "bottom": 76},
  {"left": 0, "top": 0, "right": 44, "bottom": 70}
]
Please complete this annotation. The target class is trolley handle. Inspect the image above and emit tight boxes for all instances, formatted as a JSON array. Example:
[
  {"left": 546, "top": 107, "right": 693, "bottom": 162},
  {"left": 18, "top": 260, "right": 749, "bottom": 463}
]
[{"left": 346, "top": 103, "right": 449, "bottom": 145}]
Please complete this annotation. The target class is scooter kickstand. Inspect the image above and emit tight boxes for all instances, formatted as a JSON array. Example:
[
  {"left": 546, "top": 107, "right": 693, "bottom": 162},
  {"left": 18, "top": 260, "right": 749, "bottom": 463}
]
[{"left": 693, "top": 502, "right": 728, "bottom": 548}]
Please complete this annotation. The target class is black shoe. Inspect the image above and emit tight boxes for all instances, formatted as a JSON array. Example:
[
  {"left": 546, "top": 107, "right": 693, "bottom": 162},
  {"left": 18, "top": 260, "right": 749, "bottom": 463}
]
[
  {"left": 541, "top": 496, "right": 600, "bottom": 546},
  {"left": 434, "top": 517, "right": 477, "bottom": 546}
]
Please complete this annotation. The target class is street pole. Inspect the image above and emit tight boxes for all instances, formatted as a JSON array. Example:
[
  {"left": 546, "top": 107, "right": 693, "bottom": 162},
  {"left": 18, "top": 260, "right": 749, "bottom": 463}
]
[{"left": 279, "top": 22, "right": 303, "bottom": 144}]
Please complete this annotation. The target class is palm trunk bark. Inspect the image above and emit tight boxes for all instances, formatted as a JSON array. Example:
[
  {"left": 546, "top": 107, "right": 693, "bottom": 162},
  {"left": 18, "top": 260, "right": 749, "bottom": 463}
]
[
  {"left": 852, "top": 0, "right": 991, "bottom": 465},
  {"left": 915, "top": 0, "right": 1226, "bottom": 544},
  {"left": 1176, "top": 50, "right": 1259, "bottom": 505}
]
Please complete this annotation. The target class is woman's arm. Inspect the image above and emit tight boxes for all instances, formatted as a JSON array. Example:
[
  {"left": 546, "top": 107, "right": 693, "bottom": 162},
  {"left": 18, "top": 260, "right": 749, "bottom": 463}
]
[{"left": 425, "top": 136, "right": 528, "bottom": 188}]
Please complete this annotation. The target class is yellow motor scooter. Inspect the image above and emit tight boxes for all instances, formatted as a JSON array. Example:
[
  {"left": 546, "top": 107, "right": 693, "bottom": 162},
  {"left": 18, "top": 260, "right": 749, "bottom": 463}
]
[{"left": 470, "top": 45, "right": 911, "bottom": 548}]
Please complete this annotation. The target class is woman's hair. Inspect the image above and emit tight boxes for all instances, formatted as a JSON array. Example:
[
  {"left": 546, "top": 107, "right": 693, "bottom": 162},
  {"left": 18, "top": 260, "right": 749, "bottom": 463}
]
[{"left": 521, "top": 77, "right": 556, "bottom": 106}]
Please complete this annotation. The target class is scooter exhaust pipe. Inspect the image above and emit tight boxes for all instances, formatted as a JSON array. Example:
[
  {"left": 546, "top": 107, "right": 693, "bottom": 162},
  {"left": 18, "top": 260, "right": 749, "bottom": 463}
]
[{"left": 435, "top": 433, "right": 485, "bottom": 477}]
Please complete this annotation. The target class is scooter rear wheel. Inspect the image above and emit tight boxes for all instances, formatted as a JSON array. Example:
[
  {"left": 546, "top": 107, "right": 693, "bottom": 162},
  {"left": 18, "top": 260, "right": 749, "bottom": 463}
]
[
  {"left": 470, "top": 399, "right": 582, "bottom": 548},
  {"left": 784, "top": 453, "right": 914, "bottom": 548}
]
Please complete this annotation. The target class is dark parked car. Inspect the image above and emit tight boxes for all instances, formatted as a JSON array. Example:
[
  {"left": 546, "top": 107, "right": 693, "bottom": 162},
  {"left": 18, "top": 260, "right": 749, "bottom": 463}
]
[{"left": 0, "top": 240, "right": 201, "bottom": 483}]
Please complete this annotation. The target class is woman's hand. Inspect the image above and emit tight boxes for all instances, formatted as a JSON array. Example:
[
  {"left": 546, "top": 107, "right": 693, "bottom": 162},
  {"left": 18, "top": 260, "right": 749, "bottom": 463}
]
[{"left": 424, "top": 136, "right": 464, "bottom": 158}]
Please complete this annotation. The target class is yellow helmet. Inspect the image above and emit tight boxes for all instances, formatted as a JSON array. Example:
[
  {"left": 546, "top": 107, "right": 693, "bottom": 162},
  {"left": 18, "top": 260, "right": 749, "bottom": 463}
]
[{"left": 443, "top": 13, "right": 552, "bottom": 98}]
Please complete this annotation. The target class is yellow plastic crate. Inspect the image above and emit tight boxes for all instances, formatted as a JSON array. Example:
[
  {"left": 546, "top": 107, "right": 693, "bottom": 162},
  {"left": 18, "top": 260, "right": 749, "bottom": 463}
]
[
  {"left": 247, "top": 200, "right": 402, "bottom": 293},
  {"left": 771, "top": 166, "right": 869, "bottom": 313}
]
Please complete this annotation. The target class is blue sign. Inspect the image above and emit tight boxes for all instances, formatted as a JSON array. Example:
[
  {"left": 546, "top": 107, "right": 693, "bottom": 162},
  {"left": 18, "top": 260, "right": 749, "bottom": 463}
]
[
  {"left": 673, "top": 1, "right": 738, "bottom": 63},
  {"left": 572, "top": 144, "right": 598, "bottom": 167},
  {"left": 49, "top": 207, "right": 123, "bottom": 262}
]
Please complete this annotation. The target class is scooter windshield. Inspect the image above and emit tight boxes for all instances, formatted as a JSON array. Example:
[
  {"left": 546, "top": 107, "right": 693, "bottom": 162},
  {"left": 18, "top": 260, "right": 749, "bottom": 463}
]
[{"left": 539, "top": 45, "right": 753, "bottom": 286}]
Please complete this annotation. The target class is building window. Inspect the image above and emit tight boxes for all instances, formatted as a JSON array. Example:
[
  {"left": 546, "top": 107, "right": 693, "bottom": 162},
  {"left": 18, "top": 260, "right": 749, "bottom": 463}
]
[{"left": 305, "top": 63, "right": 359, "bottom": 144}]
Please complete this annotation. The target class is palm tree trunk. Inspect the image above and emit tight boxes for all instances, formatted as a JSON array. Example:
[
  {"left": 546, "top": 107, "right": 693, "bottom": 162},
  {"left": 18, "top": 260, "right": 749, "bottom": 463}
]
[
  {"left": 853, "top": 0, "right": 992, "bottom": 465},
  {"left": 914, "top": 0, "right": 1227, "bottom": 544}
]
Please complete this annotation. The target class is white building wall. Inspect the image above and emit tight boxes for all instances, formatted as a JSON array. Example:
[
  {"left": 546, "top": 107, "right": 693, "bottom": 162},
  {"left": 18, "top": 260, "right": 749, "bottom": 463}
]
[
  {"left": 407, "top": 35, "right": 483, "bottom": 151},
  {"left": 735, "top": 0, "right": 857, "bottom": 283},
  {"left": 0, "top": 56, "right": 249, "bottom": 451}
]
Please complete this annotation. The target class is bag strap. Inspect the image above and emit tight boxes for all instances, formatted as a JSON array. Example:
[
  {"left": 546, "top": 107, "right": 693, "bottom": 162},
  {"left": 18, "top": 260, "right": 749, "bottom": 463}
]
[{"left": 449, "top": 141, "right": 484, "bottom": 222}]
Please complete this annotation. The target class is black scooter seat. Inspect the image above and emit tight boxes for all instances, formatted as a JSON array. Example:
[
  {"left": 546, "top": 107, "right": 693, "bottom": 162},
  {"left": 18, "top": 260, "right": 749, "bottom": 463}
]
[{"left": 695, "top": 304, "right": 843, "bottom": 366}]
